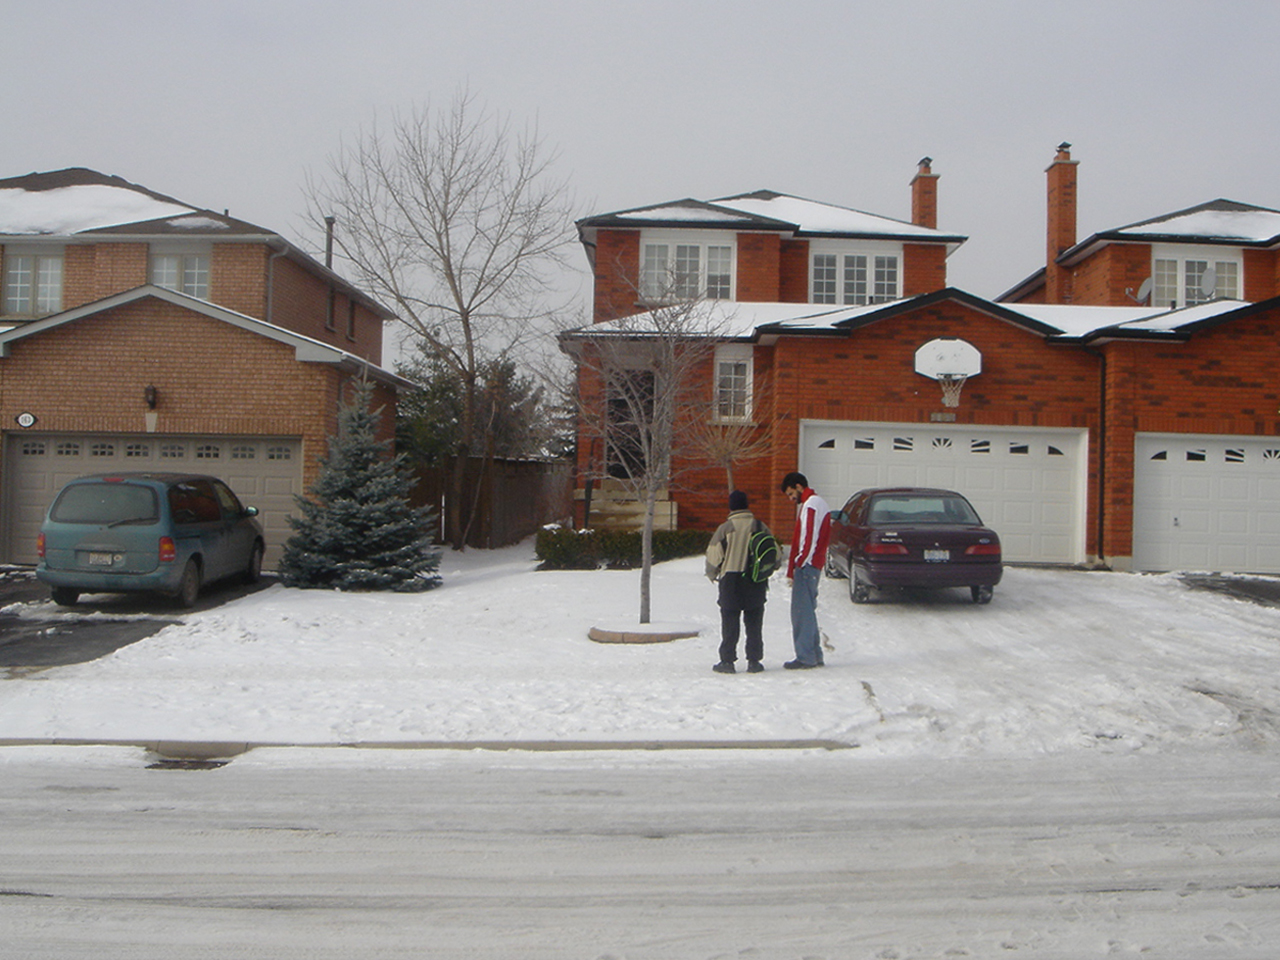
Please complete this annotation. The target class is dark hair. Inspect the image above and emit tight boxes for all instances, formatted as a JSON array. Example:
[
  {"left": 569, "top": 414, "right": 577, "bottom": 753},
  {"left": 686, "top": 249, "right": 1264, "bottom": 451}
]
[
  {"left": 728, "top": 490, "right": 748, "bottom": 511},
  {"left": 780, "top": 471, "right": 807, "bottom": 492}
]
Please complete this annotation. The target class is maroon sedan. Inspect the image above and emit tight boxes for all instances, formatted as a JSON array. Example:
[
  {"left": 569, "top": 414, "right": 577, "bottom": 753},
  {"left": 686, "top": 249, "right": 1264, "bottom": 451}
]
[{"left": 825, "top": 487, "right": 1002, "bottom": 604}]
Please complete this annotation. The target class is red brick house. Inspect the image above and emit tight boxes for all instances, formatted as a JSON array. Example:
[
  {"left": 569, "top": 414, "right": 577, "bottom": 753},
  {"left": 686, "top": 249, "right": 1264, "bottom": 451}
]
[
  {"left": 0, "top": 168, "right": 404, "bottom": 566},
  {"left": 564, "top": 151, "right": 1280, "bottom": 575}
]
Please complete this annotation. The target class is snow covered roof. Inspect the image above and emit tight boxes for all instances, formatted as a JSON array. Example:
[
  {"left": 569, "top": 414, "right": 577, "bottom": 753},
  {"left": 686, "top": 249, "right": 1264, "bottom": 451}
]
[
  {"left": 0, "top": 168, "right": 272, "bottom": 237},
  {"left": 577, "top": 189, "right": 965, "bottom": 249},
  {"left": 560, "top": 292, "right": 1264, "bottom": 347},
  {"left": 1056, "top": 199, "right": 1280, "bottom": 268}
]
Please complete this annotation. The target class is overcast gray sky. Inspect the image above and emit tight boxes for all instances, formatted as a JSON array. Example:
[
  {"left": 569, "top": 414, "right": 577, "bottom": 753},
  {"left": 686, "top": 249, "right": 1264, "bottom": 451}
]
[{"left": 7, "top": 0, "right": 1280, "bottom": 308}]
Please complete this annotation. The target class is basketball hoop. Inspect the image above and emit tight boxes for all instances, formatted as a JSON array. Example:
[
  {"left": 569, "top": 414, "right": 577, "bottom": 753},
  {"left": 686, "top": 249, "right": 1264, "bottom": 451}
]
[
  {"left": 915, "top": 338, "right": 982, "bottom": 409},
  {"left": 938, "top": 374, "right": 968, "bottom": 408}
]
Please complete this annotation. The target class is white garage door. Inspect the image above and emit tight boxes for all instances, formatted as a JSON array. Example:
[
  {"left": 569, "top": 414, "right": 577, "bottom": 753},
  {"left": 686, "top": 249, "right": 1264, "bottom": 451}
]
[
  {"left": 3, "top": 433, "right": 303, "bottom": 568},
  {"left": 1133, "top": 433, "right": 1280, "bottom": 573},
  {"left": 799, "top": 421, "right": 1087, "bottom": 564}
]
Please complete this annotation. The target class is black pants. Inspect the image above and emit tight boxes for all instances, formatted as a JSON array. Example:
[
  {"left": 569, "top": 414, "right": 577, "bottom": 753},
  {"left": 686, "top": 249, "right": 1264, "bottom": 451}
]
[
  {"left": 719, "top": 605, "right": 765, "bottom": 663},
  {"left": 717, "top": 573, "right": 767, "bottom": 663}
]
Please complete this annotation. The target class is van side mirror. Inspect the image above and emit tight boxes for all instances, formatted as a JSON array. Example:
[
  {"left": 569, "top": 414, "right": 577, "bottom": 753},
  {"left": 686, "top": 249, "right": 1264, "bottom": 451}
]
[{"left": 830, "top": 510, "right": 845, "bottom": 523}]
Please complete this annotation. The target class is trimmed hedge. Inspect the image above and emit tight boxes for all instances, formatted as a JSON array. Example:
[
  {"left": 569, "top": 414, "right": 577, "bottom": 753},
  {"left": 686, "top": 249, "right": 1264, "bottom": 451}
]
[{"left": 536, "top": 525, "right": 712, "bottom": 570}]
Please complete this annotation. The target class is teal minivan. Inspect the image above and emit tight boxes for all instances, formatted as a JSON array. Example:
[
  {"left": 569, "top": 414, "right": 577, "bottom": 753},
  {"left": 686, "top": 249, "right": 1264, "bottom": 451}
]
[{"left": 36, "top": 473, "right": 265, "bottom": 608}]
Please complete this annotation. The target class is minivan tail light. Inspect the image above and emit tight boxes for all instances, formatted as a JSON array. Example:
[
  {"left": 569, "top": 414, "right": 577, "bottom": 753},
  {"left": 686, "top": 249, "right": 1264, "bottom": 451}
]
[
  {"left": 965, "top": 542, "right": 1001, "bottom": 556},
  {"left": 37, "top": 532, "right": 45, "bottom": 559},
  {"left": 159, "top": 537, "right": 177, "bottom": 562}
]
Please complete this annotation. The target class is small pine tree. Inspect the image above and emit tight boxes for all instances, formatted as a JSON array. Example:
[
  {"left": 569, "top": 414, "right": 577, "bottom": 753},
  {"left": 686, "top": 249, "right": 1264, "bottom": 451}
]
[{"left": 279, "top": 380, "right": 442, "bottom": 592}]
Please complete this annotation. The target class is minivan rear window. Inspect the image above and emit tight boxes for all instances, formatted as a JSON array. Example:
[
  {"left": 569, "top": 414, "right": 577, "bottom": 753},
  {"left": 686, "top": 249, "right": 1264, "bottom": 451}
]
[{"left": 51, "top": 483, "right": 160, "bottom": 525}]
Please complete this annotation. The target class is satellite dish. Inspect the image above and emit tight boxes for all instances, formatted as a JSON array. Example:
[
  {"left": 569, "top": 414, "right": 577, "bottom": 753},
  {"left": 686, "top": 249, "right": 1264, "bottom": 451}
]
[
  {"left": 1136, "top": 276, "right": 1153, "bottom": 304},
  {"left": 1199, "top": 267, "right": 1217, "bottom": 299},
  {"left": 915, "top": 338, "right": 982, "bottom": 380}
]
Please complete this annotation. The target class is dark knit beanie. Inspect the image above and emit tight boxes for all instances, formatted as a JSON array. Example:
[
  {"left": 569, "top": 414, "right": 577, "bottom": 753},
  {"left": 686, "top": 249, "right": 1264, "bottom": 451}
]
[{"left": 728, "top": 490, "right": 749, "bottom": 511}]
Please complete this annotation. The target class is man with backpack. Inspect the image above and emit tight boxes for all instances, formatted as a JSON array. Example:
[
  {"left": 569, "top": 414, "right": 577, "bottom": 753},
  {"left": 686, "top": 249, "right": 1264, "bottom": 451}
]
[{"left": 704, "top": 490, "right": 778, "bottom": 674}]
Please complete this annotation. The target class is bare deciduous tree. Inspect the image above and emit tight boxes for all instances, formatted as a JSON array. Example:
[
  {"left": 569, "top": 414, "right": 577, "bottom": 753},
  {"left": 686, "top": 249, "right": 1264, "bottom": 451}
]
[
  {"left": 685, "top": 366, "right": 775, "bottom": 491},
  {"left": 561, "top": 296, "right": 727, "bottom": 623},
  {"left": 306, "top": 89, "right": 574, "bottom": 548}
]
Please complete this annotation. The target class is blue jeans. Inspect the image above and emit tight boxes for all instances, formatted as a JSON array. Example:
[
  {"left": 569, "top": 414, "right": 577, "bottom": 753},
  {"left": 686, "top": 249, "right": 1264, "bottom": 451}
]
[{"left": 790, "top": 565, "right": 823, "bottom": 665}]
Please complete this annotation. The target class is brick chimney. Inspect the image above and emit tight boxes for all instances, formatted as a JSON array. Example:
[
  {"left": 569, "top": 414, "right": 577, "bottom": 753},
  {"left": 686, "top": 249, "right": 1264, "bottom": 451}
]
[
  {"left": 1045, "top": 142, "right": 1078, "bottom": 302},
  {"left": 911, "top": 156, "right": 938, "bottom": 229}
]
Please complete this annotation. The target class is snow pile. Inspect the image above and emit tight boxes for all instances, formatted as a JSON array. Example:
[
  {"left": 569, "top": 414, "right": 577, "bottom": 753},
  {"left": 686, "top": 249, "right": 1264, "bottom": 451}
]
[{"left": 3, "top": 542, "right": 1279, "bottom": 758}]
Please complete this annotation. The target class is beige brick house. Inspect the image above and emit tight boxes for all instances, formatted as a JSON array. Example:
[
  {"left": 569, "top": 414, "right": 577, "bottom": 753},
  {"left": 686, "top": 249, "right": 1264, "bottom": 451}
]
[{"left": 0, "top": 168, "right": 404, "bottom": 566}]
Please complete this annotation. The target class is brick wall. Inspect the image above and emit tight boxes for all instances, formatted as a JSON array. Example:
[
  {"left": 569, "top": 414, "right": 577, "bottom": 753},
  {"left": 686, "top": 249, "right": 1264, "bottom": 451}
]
[
  {"left": 903, "top": 244, "right": 946, "bottom": 296},
  {"left": 779, "top": 240, "right": 809, "bottom": 302},
  {"left": 1068, "top": 244, "right": 1152, "bottom": 305},
  {"left": 0, "top": 299, "right": 360, "bottom": 491},
  {"left": 592, "top": 230, "right": 640, "bottom": 322},
  {"left": 736, "top": 233, "right": 782, "bottom": 301}
]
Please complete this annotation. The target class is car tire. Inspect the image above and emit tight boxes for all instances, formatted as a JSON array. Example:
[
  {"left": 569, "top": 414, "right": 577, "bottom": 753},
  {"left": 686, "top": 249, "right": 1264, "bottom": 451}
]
[
  {"left": 176, "top": 559, "right": 202, "bottom": 609},
  {"left": 244, "top": 541, "right": 264, "bottom": 585},
  {"left": 51, "top": 587, "right": 79, "bottom": 607},
  {"left": 971, "top": 584, "right": 994, "bottom": 604},
  {"left": 824, "top": 552, "right": 846, "bottom": 579},
  {"left": 850, "top": 576, "right": 872, "bottom": 604}
]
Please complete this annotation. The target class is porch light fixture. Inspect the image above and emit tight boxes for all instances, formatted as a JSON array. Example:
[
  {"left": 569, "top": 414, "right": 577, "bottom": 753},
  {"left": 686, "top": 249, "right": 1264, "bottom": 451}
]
[{"left": 144, "top": 385, "right": 158, "bottom": 409}]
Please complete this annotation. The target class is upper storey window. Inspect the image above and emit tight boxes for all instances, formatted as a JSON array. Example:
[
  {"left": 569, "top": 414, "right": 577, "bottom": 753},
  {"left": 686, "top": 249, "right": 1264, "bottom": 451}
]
[
  {"left": 809, "top": 241, "right": 901, "bottom": 305},
  {"left": 3, "top": 248, "right": 64, "bottom": 316},
  {"left": 1151, "top": 244, "right": 1241, "bottom": 308},
  {"left": 639, "top": 232, "right": 734, "bottom": 302},
  {"left": 151, "top": 246, "right": 211, "bottom": 299}
]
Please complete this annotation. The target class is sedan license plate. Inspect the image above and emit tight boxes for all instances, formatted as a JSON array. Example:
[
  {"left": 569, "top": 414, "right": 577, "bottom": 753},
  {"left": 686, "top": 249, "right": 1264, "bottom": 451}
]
[
  {"left": 87, "top": 552, "right": 117, "bottom": 566},
  {"left": 923, "top": 548, "right": 950, "bottom": 562}
]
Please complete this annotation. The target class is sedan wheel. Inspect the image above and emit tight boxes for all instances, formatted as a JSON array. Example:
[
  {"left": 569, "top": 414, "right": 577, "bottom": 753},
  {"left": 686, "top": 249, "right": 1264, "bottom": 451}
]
[
  {"left": 850, "top": 577, "right": 872, "bottom": 604},
  {"left": 176, "top": 560, "right": 202, "bottom": 609},
  {"left": 824, "top": 552, "right": 846, "bottom": 579},
  {"left": 971, "top": 584, "right": 994, "bottom": 604},
  {"left": 244, "top": 541, "right": 264, "bottom": 584}
]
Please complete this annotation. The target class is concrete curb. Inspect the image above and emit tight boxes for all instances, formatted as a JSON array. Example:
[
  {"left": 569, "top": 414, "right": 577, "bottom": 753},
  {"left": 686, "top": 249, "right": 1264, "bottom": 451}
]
[{"left": 0, "top": 738, "right": 856, "bottom": 760}]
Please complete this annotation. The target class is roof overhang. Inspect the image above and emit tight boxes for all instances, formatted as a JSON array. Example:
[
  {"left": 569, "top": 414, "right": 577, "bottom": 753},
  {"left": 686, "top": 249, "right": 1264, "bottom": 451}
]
[{"left": 0, "top": 285, "right": 412, "bottom": 389}]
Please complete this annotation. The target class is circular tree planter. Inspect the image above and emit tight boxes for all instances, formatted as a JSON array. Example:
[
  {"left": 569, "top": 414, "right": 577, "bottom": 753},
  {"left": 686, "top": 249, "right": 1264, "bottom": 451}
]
[{"left": 588, "top": 621, "right": 699, "bottom": 644}]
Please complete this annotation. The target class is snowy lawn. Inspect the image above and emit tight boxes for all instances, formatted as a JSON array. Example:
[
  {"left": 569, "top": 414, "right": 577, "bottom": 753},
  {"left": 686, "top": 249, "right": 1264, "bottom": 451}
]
[{"left": 3, "top": 541, "right": 1280, "bottom": 758}]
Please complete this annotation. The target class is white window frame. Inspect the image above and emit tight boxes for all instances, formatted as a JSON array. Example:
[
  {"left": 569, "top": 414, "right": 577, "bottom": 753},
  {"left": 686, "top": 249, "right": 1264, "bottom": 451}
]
[
  {"left": 809, "top": 240, "right": 902, "bottom": 305},
  {"left": 713, "top": 343, "right": 754, "bottom": 423},
  {"left": 3, "top": 245, "right": 65, "bottom": 316},
  {"left": 639, "top": 230, "right": 735, "bottom": 302},
  {"left": 150, "top": 243, "right": 212, "bottom": 299},
  {"left": 1151, "top": 244, "right": 1242, "bottom": 308}
]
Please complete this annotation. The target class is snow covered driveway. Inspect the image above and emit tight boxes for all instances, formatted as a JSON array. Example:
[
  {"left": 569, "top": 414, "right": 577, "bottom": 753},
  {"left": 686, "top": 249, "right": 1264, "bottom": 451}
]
[{"left": 2, "top": 544, "right": 1280, "bottom": 759}]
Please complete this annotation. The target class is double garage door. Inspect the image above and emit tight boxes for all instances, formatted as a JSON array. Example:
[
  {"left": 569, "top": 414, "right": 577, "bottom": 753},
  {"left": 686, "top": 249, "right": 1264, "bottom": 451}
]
[
  {"left": 3, "top": 433, "right": 303, "bottom": 568},
  {"left": 1133, "top": 433, "right": 1280, "bottom": 573},
  {"left": 799, "top": 421, "right": 1087, "bottom": 564}
]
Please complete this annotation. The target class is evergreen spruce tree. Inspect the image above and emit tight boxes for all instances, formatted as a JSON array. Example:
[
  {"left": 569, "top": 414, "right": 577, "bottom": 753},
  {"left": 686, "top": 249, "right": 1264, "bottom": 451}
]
[{"left": 279, "top": 380, "right": 442, "bottom": 591}]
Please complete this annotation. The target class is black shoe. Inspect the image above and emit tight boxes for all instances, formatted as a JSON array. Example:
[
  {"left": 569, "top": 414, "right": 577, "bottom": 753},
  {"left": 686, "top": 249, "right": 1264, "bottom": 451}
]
[
  {"left": 783, "top": 659, "right": 821, "bottom": 670},
  {"left": 747, "top": 661, "right": 764, "bottom": 673},
  {"left": 713, "top": 661, "right": 736, "bottom": 674}
]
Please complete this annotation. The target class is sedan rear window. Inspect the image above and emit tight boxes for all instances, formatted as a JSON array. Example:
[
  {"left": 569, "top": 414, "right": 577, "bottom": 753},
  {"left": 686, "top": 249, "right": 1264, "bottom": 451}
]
[
  {"left": 868, "top": 495, "right": 981, "bottom": 525},
  {"left": 50, "top": 483, "right": 160, "bottom": 525}
]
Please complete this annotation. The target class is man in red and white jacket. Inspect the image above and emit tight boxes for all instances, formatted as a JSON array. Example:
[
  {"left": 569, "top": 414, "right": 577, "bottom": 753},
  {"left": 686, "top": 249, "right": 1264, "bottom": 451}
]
[{"left": 780, "top": 471, "right": 830, "bottom": 669}]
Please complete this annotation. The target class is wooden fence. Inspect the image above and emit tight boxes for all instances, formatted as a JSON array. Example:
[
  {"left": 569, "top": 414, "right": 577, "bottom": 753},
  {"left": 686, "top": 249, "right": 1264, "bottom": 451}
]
[{"left": 410, "top": 457, "right": 575, "bottom": 548}]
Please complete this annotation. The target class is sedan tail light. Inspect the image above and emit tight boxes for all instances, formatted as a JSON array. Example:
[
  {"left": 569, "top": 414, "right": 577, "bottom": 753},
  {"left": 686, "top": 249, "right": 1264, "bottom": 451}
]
[
  {"left": 866, "top": 542, "right": 909, "bottom": 556},
  {"left": 159, "top": 537, "right": 177, "bottom": 562},
  {"left": 37, "top": 533, "right": 45, "bottom": 559},
  {"left": 964, "top": 542, "right": 1001, "bottom": 556}
]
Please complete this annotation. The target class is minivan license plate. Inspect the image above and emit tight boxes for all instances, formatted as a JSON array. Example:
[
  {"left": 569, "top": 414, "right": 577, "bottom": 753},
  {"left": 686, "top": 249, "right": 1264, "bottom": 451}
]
[
  {"left": 924, "top": 549, "right": 949, "bottom": 562},
  {"left": 88, "top": 552, "right": 115, "bottom": 566}
]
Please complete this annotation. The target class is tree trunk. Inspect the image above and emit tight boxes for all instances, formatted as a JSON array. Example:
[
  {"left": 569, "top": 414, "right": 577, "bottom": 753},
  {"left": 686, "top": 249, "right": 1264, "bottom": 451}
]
[{"left": 639, "top": 489, "right": 656, "bottom": 624}]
